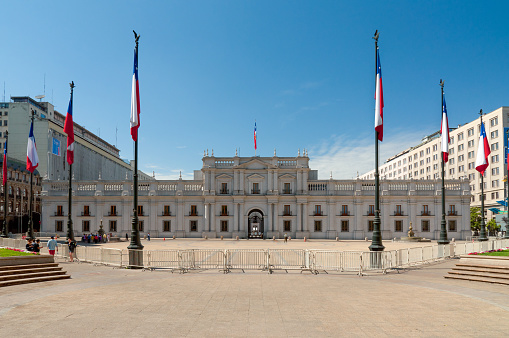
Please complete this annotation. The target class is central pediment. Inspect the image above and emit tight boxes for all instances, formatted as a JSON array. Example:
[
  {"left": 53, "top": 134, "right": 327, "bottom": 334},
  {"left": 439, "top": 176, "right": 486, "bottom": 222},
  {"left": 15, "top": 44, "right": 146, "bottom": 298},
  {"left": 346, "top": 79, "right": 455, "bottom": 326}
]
[
  {"left": 235, "top": 158, "right": 277, "bottom": 170},
  {"left": 247, "top": 173, "right": 265, "bottom": 180}
]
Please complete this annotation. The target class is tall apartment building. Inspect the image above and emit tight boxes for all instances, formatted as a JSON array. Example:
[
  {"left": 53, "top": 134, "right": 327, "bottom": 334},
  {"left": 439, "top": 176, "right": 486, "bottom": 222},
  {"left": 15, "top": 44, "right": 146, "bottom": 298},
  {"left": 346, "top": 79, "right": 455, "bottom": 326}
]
[
  {"left": 0, "top": 97, "right": 133, "bottom": 181},
  {"left": 360, "top": 106, "right": 509, "bottom": 220}
]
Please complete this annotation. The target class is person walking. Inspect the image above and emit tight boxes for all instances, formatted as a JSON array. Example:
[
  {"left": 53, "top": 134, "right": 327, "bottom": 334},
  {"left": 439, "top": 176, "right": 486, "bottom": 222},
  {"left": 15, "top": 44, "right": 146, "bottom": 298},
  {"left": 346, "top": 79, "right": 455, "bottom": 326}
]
[
  {"left": 67, "top": 238, "right": 77, "bottom": 262},
  {"left": 47, "top": 236, "right": 58, "bottom": 256},
  {"left": 147, "top": 233, "right": 150, "bottom": 241},
  {"left": 284, "top": 233, "right": 288, "bottom": 243}
]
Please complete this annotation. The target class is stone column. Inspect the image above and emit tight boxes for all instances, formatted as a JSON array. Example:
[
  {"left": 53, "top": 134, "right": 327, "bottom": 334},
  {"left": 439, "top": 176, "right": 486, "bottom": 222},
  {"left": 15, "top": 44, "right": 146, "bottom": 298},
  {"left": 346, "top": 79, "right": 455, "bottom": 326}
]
[
  {"left": 233, "top": 202, "right": 238, "bottom": 232},
  {"left": 302, "top": 204, "right": 308, "bottom": 231},
  {"left": 210, "top": 203, "right": 216, "bottom": 232},
  {"left": 296, "top": 203, "right": 301, "bottom": 232}
]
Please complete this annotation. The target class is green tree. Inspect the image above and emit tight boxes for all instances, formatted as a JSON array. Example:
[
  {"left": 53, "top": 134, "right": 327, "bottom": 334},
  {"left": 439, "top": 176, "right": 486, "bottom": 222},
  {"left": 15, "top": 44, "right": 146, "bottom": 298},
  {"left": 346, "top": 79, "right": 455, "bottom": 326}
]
[
  {"left": 486, "top": 219, "right": 500, "bottom": 236},
  {"left": 470, "top": 207, "right": 481, "bottom": 234}
]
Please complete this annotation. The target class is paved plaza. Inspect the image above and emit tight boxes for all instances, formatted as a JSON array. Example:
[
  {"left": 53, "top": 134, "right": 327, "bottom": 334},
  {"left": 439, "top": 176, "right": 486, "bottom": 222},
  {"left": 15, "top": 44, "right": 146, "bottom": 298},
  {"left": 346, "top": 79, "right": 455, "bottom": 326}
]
[{"left": 2, "top": 239, "right": 509, "bottom": 337}]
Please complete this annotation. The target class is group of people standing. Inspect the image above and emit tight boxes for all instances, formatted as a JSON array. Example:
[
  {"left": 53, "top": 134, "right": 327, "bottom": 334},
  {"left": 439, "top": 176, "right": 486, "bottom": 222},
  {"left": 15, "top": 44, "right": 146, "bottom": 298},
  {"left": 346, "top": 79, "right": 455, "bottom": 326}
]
[{"left": 82, "top": 233, "right": 109, "bottom": 243}]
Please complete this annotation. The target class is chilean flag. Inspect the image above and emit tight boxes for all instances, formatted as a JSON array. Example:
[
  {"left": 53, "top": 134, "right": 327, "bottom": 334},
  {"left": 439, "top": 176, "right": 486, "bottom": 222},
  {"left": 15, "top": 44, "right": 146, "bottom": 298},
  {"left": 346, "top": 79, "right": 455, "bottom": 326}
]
[
  {"left": 130, "top": 44, "right": 140, "bottom": 141},
  {"left": 26, "top": 120, "right": 39, "bottom": 173},
  {"left": 440, "top": 95, "right": 450, "bottom": 162},
  {"left": 63, "top": 95, "right": 74, "bottom": 165},
  {"left": 374, "top": 48, "right": 383, "bottom": 141},
  {"left": 2, "top": 141, "right": 7, "bottom": 185},
  {"left": 254, "top": 122, "right": 257, "bottom": 150},
  {"left": 475, "top": 121, "right": 491, "bottom": 175}
]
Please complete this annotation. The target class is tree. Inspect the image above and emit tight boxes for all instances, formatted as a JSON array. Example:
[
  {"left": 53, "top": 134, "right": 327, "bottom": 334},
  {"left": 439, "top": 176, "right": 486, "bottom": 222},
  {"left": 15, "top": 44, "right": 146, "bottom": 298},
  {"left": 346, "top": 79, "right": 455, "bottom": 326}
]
[
  {"left": 486, "top": 219, "right": 500, "bottom": 236},
  {"left": 470, "top": 207, "right": 481, "bottom": 234}
]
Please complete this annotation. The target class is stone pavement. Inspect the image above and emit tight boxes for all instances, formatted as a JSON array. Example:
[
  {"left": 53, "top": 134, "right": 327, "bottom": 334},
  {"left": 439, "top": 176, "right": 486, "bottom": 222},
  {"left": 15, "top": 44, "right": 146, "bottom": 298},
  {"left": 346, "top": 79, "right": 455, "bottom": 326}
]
[{"left": 1, "top": 250, "right": 509, "bottom": 337}]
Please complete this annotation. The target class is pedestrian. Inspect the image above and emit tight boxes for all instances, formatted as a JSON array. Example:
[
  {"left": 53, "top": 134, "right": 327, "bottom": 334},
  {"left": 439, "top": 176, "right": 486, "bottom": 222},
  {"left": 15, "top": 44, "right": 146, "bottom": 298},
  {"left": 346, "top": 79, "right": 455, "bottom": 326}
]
[
  {"left": 67, "top": 238, "right": 77, "bottom": 262},
  {"left": 126, "top": 233, "right": 128, "bottom": 241},
  {"left": 284, "top": 233, "right": 288, "bottom": 243},
  {"left": 26, "top": 239, "right": 33, "bottom": 251},
  {"left": 33, "top": 239, "right": 41, "bottom": 253},
  {"left": 47, "top": 236, "right": 58, "bottom": 256},
  {"left": 147, "top": 233, "right": 150, "bottom": 241}
]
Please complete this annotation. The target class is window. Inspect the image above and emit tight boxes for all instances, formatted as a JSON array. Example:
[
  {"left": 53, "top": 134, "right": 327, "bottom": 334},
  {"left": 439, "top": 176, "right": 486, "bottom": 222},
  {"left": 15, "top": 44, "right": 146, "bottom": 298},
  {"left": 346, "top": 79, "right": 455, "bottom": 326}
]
[
  {"left": 368, "top": 205, "right": 375, "bottom": 216},
  {"left": 252, "top": 183, "right": 260, "bottom": 194},
  {"left": 55, "top": 220, "right": 63, "bottom": 232},
  {"left": 467, "top": 128, "right": 474, "bottom": 137},
  {"left": 137, "top": 205, "right": 144, "bottom": 216},
  {"left": 82, "top": 220, "right": 90, "bottom": 232},
  {"left": 221, "top": 205, "right": 228, "bottom": 216},
  {"left": 449, "top": 158, "right": 455, "bottom": 164},
  {"left": 468, "top": 151, "right": 474, "bottom": 159},
  {"left": 314, "top": 205, "right": 322, "bottom": 216},
  {"left": 283, "top": 205, "right": 291, "bottom": 216},
  {"left": 190, "top": 205, "right": 197, "bottom": 216},
  {"left": 284, "top": 220, "right": 291, "bottom": 232},
  {"left": 420, "top": 160, "right": 424, "bottom": 166},
  {"left": 433, "top": 145, "right": 438, "bottom": 151},
  {"left": 492, "top": 167, "right": 499, "bottom": 175},
  {"left": 449, "top": 205, "right": 456, "bottom": 216},
  {"left": 220, "top": 183, "right": 228, "bottom": 194},
  {"left": 457, "top": 133, "right": 464, "bottom": 141},
  {"left": 492, "top": 155, "right": 499, "bottom": 163},
  {"left": 413, "top": 154, "right": 418, "bottom": 160},
  {"left": 420, "top": 150, "right": 424, "bottom": 157},
  {"left": 395, "top": 220, "right": 403, "bottom": 232},
  {"left": 491, "top": 130, "right": 498, "bottom": 139},
  {"left": 190, "top": 220, "right": 197, "bottom": 232},
  {"left": 450, "top": 136, "right": 454, "bottom": 144},
  {"left": 163, "top": 205, "right": 171, "bottom": 216},
  {"left": 458, "top": 144, "right": 464, "bottom": 151},
  {"left": 426, "top": 147, "right": 430, "bottom": 154},
  {"left": 458, "top": 165, "right": 464, "bottom": 172},
  {"left": 56, "top": 205, "right": 63, "bottom": 216},
  {"left": 491, "top": 142, "right": 499, "bottom": 151},
  {"left": 491, "top": 192, "right": 499, "bottom": 199},
  {"left": 421, "top": 220, "right": 430, "bottom": 232},
  {"left": 448, "top": 220, "right": 457, "bottom": 232},
  {"left": 283, "top": 183, "right": 291, "bottom": 194},
  {"left": 458, "top": 155, "right": 464, "bottom": 162},
  {"left": 110, "top": 205, "right": 117, "bottom": 216},
  {"left": 314, "top": 220, "right": 322, "bottom": 232},
  {"left": 433, "top": 154, "right": 437, "bottom": 161},
  {"left": 3, "top": 120, "right": 6, "bottom": 126},
  {"left": 341, "top": 220, "right": 349, "bottom": 232},
  {"left": 110, "top": 220, "right": 117, "bottom": 232},
  {"left": 138, "top": 220, "right": 144, "bottom": 232},
  {"left": 83, "top": 205, "right": 90, "bottom": 216},
  {"left": 221, "top": 220, "right": 228, "bottom": 232},
  {"left": 395, "top": 205, "right": 402, "bottom": 216},
  {"left": 490, "top": 116, "right": 498, "bottom": 127},
  {"left": 368, "top": 220, "right": 374, "bottom": 232},
  {"left": 422, "top": 205, "right": 429, "bottom": 216},
  {"left": 492, "top": 180, "right": 499, "bottom": 188},
  {"left": 468, "top": 140, "right": 474, "bottom": 148},
  {"left": 468, "top": 162, "right": 475, "bottom": 170},
  {"left": 449, "top": 148, "right": 454, "bottom": 155},
  {"left": 449, "top": 168, "right": 455, "bottom": 175},
  {"left": 341, "top": 205, "right": 349, "bottom": 216},
  {"left": 163, "top": 220, "right": 171, "bottom": 232}
]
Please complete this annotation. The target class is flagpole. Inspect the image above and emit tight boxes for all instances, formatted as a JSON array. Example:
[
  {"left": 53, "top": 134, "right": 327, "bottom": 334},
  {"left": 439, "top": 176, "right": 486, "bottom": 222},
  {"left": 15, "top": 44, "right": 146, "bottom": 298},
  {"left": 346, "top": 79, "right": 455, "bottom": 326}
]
[
  {"left": 438, "top": 79, "right": 449, "bottom": 244},
  {"left": 67, "top": 82, "right": 75, "bottom": 241},
  {"left": 479, "top": 110, "right": 488, "bottom": 242},
  {"left": 128, "top": 31, "right": 143, "bottom": 266},
  {"left": 27, "top": 110, "right": 35, "bottom": 241},
  {"left": 1, "top": 131, "right": 8, "bottom": 238},
  {"left": 369, "top": 30, "right": 384, "bottom": 252}
]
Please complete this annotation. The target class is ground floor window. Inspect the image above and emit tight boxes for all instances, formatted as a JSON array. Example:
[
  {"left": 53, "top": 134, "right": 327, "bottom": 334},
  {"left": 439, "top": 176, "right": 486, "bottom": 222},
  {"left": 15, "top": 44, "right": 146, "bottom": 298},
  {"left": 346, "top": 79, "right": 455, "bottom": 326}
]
[
  {"left": 221, "top": 220, "right": 228, "bottom": 232},
  {"left": 190, "top": 220, "right": 197, "bottom": 232},
  {"left": 163, "top": 220, "right": 171, "bottom": 232},
  {"left": 55, "top": 220, "right": 63, "bottom": 232},
  {"left": 341, "top": 220, "right": 349, "bottom": 232},
  {"left": 421, "top": 220, "right": 430, "bottom": 232},
  {"left": 394, "top": 220, "right": 403, "bottom": 232},
  {"left": 138, "top": 220, "right": 144, "bottom": 232},
  {"left": 448, "top": 220, "right": 456, "bottom": 232},
  {"left": 82, "top": 220, "right": 90, "bottom": 232},
  {"left": 368, "top": 220, "right": 374, "bottom": 232},
  {"left": 109, "top": 220, "right": 117, "bottom": 232},
  {"left": 314, "top": 220, "right": 322, "bottom": 232},
  {"left": 284, "top": 220, "right": 291, "bottom": 232}
]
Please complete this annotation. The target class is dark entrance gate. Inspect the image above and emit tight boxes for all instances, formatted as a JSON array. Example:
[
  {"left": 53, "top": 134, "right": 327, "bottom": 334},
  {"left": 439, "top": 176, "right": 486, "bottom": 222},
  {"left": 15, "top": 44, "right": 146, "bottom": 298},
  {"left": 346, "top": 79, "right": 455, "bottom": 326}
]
[{"left": 248, "top": 209, "right": 264, "bottom": 239}]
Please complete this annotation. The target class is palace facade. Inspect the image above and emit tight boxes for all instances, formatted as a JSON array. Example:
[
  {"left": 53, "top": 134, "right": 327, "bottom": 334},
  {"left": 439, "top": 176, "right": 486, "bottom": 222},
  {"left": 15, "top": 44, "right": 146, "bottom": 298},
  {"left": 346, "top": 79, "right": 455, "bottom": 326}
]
[{"left": 41, "top": 154, "right": 471, "bottom": 240}]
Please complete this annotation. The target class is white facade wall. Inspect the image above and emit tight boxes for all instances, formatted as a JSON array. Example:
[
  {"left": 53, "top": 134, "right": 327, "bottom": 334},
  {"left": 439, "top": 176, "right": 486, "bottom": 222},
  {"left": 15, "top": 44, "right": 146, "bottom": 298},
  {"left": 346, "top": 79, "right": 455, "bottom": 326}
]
[{"left": 41, "top": 155, "right": 471, "bottom": 240}]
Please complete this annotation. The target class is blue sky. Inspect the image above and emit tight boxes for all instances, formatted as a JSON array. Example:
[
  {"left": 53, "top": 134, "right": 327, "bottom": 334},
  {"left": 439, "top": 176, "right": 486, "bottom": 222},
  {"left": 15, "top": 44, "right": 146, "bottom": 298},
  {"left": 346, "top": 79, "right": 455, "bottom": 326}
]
[{"left": 2, "top": 1, "right": 509, "bottom": 179}]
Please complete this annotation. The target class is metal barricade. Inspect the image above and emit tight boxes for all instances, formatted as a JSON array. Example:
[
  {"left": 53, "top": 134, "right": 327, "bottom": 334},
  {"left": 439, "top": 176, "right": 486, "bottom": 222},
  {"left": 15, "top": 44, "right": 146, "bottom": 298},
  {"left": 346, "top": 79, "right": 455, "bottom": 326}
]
[
  {"left": 144, "top": 249, "right": 179, "bottom": 270},
  {"left": 268, "top": 249, "right": 310, "bottom": 273},
  {"left": 225, "top": 249, "right": 268, "bottom": 272},
  {"left": 192, "top": 250, "right": 226, "bottom": 271}
]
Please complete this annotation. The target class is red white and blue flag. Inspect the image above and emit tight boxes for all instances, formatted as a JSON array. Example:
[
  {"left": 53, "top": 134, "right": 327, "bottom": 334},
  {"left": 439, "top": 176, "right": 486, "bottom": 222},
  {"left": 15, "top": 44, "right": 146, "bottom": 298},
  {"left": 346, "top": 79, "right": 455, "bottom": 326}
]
[
  {"left": 26, "top": 120, "right": 39, "bottom": 173},
  {"left": 440, "top": 95, "right": 450, "bottom": 162},
  {"left": 63, "top": 95, "right": 74, "bottom": 165},
  {"left": 475, "top": 121, "right": 491, "bottom": 175},
  {"left": 254, "top": 122, "right": 257, "bottom": 150},
  {"left": 2, "top": 140, "right": 7, "bottom": 185},
  {"left": 374, "top": 48, "right": 383, "bottom": 141},
  {"left": 130, "top": 44, "right": 140, "bottom": 141}
]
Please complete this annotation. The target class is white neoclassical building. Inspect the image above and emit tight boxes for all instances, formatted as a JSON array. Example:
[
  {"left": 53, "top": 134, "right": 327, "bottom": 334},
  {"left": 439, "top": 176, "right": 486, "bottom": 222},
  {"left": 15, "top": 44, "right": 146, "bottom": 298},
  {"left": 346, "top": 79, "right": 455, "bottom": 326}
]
[{"left": 41, "top": 154, "right": 471, "bottom": 240}]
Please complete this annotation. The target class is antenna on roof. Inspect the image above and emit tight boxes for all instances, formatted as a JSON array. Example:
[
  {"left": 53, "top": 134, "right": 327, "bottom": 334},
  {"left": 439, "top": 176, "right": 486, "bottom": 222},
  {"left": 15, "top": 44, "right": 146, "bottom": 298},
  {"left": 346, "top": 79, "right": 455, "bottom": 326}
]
[{"left": 35, "top": 95, "right": 45, "bottom": 102}]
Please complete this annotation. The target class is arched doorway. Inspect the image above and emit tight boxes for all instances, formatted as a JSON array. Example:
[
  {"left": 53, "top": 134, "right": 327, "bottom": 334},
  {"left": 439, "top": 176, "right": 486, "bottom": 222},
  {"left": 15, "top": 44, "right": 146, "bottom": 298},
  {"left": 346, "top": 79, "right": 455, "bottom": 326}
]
[{"left": 248, "top": 209, "right": 264, "bottom": 239}]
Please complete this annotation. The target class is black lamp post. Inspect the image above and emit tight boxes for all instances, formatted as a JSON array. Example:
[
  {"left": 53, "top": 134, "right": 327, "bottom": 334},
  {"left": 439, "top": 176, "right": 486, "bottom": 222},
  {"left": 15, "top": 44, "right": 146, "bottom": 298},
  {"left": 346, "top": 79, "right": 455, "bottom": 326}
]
[
  {"left": 1, "top": 131, "right": 8, "bottom": 238},
  {"left": 438, "top": 79, "right": 449, "bottom": 244},
  {"left": 479, "top": 110, "right": 488, "bottom": 242}
]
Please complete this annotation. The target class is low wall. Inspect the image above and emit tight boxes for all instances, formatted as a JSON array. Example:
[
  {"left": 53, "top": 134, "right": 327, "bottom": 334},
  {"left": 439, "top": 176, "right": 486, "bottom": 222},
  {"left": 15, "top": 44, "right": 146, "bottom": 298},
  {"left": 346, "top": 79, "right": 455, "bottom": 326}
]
[
  {"left": 459, "top": 255, "right": 509, "bottom": 267},
  {"left": 0, "top": 254, "right": 54, "bottom": 266}
]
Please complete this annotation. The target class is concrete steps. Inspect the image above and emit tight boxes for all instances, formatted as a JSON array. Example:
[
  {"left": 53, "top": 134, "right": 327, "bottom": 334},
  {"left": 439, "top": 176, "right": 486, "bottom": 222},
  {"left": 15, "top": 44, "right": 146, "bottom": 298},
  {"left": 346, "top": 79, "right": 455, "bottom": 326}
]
[
  {"left": 445, "top": 262, "right": 509, "bottom": 285},
  {"left": 0, "top": 262, "right": 70, "bottom": 287}
]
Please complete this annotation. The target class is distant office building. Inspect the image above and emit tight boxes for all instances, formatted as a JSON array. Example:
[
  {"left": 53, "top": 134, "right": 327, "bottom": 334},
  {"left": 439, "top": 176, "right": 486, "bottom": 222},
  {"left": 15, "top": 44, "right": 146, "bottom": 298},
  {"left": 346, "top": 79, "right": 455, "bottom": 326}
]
[
  {"left": 41, "top": 154, "right": 471, "bottom": 240},
  {"left": 0, "top": 96, "right": 133, "bottom": 181},
  {"left": 360, "top": 107, "right": 509, "bottom": 220}
]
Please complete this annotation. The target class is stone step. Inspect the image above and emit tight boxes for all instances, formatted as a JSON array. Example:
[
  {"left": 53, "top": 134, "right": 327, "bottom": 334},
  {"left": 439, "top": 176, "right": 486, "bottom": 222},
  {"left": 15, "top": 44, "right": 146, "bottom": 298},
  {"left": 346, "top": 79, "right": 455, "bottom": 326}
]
[
  {"left": 0, "top": 266, "right": 63, "bottom": 276},
  {"left": 452, "top": 266, "right": 509, "bottom": 276},
  {"left": 0, "top": 274, "right": 70, "bottom": 288},
  {"left": 447, "top": 270, "right": 509, "bottom": 281},
  {"left": 0, "top": 270, "right": 67, "bottom": 282},
  {"left": 455, "top": 263, "right": 509, "bottom": 271},
  {"left": 444, "top": 274, "right": 509, "bottom": 285},
  {"left": 0, "top": 263, "right": 59, "bottom": 272}
]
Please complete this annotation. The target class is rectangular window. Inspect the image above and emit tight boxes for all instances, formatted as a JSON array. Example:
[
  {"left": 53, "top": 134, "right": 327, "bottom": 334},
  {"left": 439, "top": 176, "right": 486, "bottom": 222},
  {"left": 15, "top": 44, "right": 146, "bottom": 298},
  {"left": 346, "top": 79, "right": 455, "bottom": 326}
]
[
  {"left": 492, "top": 154, "right": 499, "bottom": 163},
  {"left": 137, "top": 205, "right": 144, "bottom": 216},
  {"left": 220, "top": 220, "right": 228, "bottom": 232},
  {"left": 468, "top": 140, "right": 474, "bottom": 148},
  {"left": 283, "top": 205, "right": 291, "bottom": 216},
  {"left": 314, "top": 220, "right": 322, "bottom": 232},
  {"left": 56, "top": 205, "right": 63, "bottom": 216},
  {"left": 458, "top": 155, "right": 464, "bottom": 162},
  {"left": 138, "top": 220, "right": 144, "bottom": 232},
  {"left": 491, "top": 142, "right": 499, "bottom": 151},
  {"left": 283, "top": 183, "right": 291, "bottom": 194},
  {"left": 422, "top": 205, "right": 429, "bottom": 216},
  {"left": 55, "top": 220, "right": 63, "bottom": 232},
  {"left": 457, "top": 133, "right": 464, "bottom": 141},
  {"left": 163, "top": 205, "right": 171, "bottom": 216},
  {"left": 492, "top": 180, "right": 499, "bottom": 188},
  {"left": 368, "top": 220, "right": 374, "bottom": 232},
  {"left": 467, "top": 128, "right": 474, "bottom": 137},
  {"left": 109, "top": 220, "right": 117, "bottom": 232},
  {"left": 395, "top": 220, "right": 403, "bottom": 232},
  {"left": 83, "top": 205, "right": 90, "bottom": 216},
  {"left": 252, "top": 183, "right": 260, "bottom": 194},
  {"left": 284, "top": 220, "right": 291, "bottom": 232},
  {"left": 3, "top": 120, "right": 7, "bottom": 126},
  {"left": 341, "top": 205, "right": 349, "bottom": 216},
  {"left": 458, "top": 144, "right": 464, "bottom": 151},
  {"left": 221, "top": 183, "right": 228, "bottom": 194},
  {"left": 490, "top": 116, "right": 498, "bottom": 127},
  {"left": 449, "top": 205, "right": 456, "bottom": 216},
  {"left": 221, "top": 205, "right": 228, "bottom": 216},
  {"left": 82, "top": 220, "right": 90, "bottom": 232},
  {"left": 110, "top": 205, "right": 117, "bottom": 216},
  {"left": 341, "top": 220, "right": 349, "bottom": 232},
  {"left": 421, "top": 220, "right": 430, "bottom": 232},
  {"left": 395, "top": 205, "right": 402, "bottom": 216},
  {"left": 491, "top": 130, "right": 498, "bottom": 139},
  {"left": 190, "top": 205, "right": 197, "bottom": 216},
  {"left": 433, "top": 145, "right": 437, "bottom": 151},
  {"left": 163, "top": 220, "right": 171, "bottom": 232},
  {"left": 448, "top": 220, "right": 457, "bottom": 232},
  {"left": 314, "top": 205, "right": 322, "bottom": 216}
]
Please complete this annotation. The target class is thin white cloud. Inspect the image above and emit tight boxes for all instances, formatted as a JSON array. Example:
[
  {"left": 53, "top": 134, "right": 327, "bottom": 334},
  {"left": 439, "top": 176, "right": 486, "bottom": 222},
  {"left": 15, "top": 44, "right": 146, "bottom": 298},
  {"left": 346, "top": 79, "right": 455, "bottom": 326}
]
[
  {"left": 309, "top": 130, "right": 433, "bottom": 180},
  {"left": 154, "top": 170, "right": 194, "bottom": 180}
]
